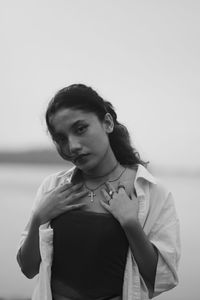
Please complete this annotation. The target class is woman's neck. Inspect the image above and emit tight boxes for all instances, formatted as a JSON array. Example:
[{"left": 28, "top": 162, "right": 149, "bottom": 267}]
[
  {"left": 82, "top": 146, "right": 118, "bottom": 179},
  {"left": 83, "top": 162, "right": 119, "bottom": 182}
]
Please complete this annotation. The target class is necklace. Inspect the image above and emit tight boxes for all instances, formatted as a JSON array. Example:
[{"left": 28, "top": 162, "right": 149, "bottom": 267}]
[{"left": 84, "top": 166, "right": 127, "bottom": 202}]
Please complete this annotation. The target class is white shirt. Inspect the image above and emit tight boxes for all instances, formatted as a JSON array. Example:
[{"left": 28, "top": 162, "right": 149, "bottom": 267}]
[{"left": 17, "top": 164, "right": 181, "bottom": 300}]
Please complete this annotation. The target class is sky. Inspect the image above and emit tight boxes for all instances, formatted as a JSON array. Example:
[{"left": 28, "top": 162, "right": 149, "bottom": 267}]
[{"left": 1, "top": 0, "right": 200, "bottom": 168}]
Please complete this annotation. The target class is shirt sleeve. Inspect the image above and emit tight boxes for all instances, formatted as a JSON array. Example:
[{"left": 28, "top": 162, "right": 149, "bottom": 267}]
[
  {"left": 148, "top": 191, "right": 181, "bottom": 298},
  {"left": 16, "top": 174, "right": 55, "bottom": 253}
]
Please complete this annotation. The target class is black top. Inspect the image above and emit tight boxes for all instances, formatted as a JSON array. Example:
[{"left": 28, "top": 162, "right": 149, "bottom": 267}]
[{"left": 50, "top": 210, "right": 129, "bottom": 300}]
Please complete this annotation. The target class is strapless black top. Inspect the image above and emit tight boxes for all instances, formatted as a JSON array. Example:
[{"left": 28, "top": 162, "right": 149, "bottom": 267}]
[{"left": 50, "top": 210, "right": 129, "bottom": 300}]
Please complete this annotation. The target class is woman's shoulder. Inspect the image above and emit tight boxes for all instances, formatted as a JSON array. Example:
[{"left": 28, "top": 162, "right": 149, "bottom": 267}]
[
  {"left": 126, "top": 164, "right": 177, "bottom": 222},
  {"left": 143, "top": 168, "right": 175, "bottom": 209},
  {"left": 128, "top": 164, "right": 172, "bottom": 198}
]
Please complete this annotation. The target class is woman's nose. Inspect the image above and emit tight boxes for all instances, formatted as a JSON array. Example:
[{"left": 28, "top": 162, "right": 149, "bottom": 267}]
[{"left": 67, "top": 136, "right": 82, "bottom": 153}]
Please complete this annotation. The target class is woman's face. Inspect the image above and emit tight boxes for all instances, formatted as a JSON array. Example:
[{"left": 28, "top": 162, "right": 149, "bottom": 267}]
[{"left": 50, "top": 108, "right": 113, "bottom": 171}]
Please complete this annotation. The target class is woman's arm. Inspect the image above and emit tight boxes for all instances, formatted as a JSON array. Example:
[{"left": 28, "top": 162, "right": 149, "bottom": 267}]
[
  {"left": 16, "top": 213, "right": 42, "bottom": 279},
  {"left": 121, "top": 218, "right": 158, "bottom": 292},
  {"left": 101, "top": 181, "right": 180, "bottom": 296},
  {"left": 100, "top": 183, "right": 158, "bottom": 292},
  {"left": 17, "top": 181, "right": 88, "bottom": 279}
]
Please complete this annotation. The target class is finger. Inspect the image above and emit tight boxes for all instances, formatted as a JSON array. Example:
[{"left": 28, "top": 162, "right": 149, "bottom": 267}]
[
  {"left": 117, "top": 182, "right": 126, "bottom": 193},
  {"left": 66, "top": 190, "right": 88, "bottom": 204},
  {"left": 99, "top": 199, "right": 111, "bottom": 212},
  {"left": 105, "top": 181, "right": 115, "bottom": 191},
  {"left": 66, "top": 203, "right": 87, "bottom": 211},
  {"left": 62, "top": 182, "right": 84, "bottom": 196},
  {"left": 100, "top": 188, "right": 111, "bottom": 202},
  {"left": 105, "top": 181, "right": 115, "bottom": 193},
  {"left": 57, "top": 181, "right": 73, "bottom": 192}
]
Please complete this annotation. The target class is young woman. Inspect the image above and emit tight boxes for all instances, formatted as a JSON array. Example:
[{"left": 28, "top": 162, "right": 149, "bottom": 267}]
[{"left": 16, "top": 84, "right": 180, "bottom": 300}]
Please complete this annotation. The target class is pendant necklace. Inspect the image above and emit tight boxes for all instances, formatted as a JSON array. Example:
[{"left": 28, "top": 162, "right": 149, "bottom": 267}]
[{"left": 83, "top": 164, "right": 127, "bottom": 202}]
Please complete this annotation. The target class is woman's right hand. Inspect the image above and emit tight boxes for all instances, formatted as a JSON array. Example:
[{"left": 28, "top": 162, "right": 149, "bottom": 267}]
[{"left": 33, "top": 182, "right": 88, "bottom": 225}]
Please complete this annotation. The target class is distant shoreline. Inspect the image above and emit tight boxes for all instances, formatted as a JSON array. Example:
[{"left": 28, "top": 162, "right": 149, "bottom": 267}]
[
  {"left": 0, "top": 149, "right": 66, "bottom": 165},
  {"left": 0, "top": 149, "right": 199, "bottom": 177}
]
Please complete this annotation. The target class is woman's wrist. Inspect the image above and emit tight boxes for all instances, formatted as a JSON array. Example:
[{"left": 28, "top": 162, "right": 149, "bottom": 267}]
[
  {"left": 32, "top": 212, "right": 43, "bottom": 228},
  {"left": 119, "top": 214, "right": 140, "bottom": 230}
]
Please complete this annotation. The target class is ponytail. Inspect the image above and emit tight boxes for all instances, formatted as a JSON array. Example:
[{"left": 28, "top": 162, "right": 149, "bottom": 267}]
[{"left": 104, "top": 101, "right": 147, "bottom": 167}]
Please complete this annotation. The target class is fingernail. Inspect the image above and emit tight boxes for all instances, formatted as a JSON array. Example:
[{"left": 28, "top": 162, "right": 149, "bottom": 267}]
[{"left": 100, "top": 189, "right": 106, "bottom": 195}]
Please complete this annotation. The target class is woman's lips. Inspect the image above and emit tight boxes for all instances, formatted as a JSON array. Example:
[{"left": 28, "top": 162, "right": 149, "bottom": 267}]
[{"left": 74, "top": 154, "right": 89, "bottom": 164}]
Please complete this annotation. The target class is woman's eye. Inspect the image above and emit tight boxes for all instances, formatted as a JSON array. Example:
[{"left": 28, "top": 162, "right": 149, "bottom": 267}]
[{"left": 76, "top": 125, "right": 87, "bottom": 134}]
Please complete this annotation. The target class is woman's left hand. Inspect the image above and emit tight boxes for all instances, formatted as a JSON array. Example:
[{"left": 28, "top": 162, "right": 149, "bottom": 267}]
[{"left": 100, "top": 181, "right": 139, "bottom": 226}]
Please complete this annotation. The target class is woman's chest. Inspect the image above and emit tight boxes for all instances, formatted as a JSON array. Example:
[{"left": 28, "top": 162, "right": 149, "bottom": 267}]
[{"left": 74, "top": 169, "right": 136, "bottom": 214}]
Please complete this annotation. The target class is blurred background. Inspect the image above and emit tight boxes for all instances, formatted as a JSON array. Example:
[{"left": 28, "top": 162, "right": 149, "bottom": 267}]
[{"left": 0, "top": 0, "right": 200, "bottom": 299}]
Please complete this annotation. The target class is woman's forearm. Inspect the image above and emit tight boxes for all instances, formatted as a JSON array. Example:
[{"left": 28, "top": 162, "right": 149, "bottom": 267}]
[
  {"left": 16, "top": 213, "right": 42, "bottom": 279},
  {"left": 121, "top": 218, "right": 158, "bottom": 292}
]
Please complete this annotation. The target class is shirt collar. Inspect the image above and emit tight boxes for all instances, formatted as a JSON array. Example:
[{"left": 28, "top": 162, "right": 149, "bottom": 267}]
[
  {"left": 62, "top": 163, "right": 156, "bottom": 188},
  {"left": 64, "top": 166, "right": 82, "bottom": 183},
  {"left": 134, "top": 164, "right": 157, "bottom": 196},
  {"left": 135, "top": 164, "right": 157, "bottom": 184}
]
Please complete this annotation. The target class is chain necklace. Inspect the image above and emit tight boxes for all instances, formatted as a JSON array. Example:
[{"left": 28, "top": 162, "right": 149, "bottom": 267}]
[{"left": 84, "top": 166, "right": 127, "bottom": 202}]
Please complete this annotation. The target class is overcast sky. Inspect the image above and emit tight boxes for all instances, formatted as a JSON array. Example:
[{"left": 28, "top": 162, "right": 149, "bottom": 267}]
[{"left": 1, "top": 0, "right": 199, "bottom": 168}]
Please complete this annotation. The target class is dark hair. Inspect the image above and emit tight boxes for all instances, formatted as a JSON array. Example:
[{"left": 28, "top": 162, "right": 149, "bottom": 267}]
[{"left": 46, "top": 84, "right": 147, "bottom": 167}]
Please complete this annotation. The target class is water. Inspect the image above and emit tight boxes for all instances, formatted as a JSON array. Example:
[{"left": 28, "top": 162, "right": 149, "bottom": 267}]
[{"left": 0, "top": 164, "right": 199, "bottom": 299}]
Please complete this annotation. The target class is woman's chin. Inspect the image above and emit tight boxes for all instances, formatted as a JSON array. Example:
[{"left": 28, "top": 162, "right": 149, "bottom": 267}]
[
  {"left": 76, "top": 159, "right": 99, "bottom": 174},
  {"left": 74, "top": 156, "right": 93, "bottom": 171}
]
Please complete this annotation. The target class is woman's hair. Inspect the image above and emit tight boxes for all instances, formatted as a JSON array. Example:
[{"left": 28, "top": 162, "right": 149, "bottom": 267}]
[{"left": 46, "top": 84, "right": 147, "bottom": 167}]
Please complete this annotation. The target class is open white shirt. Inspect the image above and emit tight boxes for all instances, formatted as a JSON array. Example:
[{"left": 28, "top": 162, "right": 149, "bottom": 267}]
[{"left": 17, "top": 164, "right": 181, "bottom": 300}]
